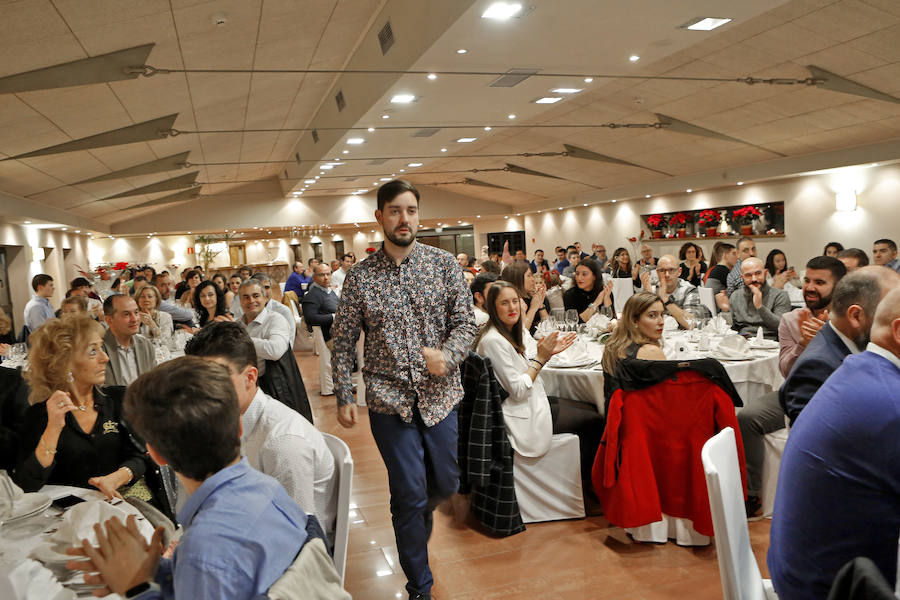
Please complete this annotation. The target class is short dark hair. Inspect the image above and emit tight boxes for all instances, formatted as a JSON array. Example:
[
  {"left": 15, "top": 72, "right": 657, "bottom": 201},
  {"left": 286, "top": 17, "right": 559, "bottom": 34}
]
[
  {"left": 184, "top": 269, "right": 200, "bottom": 281},
  {"left": 70, "top": 277, "right": 92, "bottom": 289},
  {"left": 566, "top": 245, "right": 576, "bottom": 251},
  {"left": 341, "top": 253, "right": 353, "bottom": 261},
  {"left": 874, "top": 238, "right": 897, "bottom": 252},
  {"left": 125, "top": 357, "right": 241, "bottom": 481},
  {"left": 535, "top": 249, "right": 544, "bottom": 254},
  {"left": 678, "top": 242, "right": 701, "bottom": 261},
  {"left": 737, "top": 236, "right": 754, "bottom": 248},
  {"left": 307, "top": 258, "right": 317, "bottom": 266},
  {"left": 832, "top": 269, "right": 889, "bottom": 320},
  {"left": 837, "top": 248, "right": 869, "bottom": 266},
  {"left": 133, "top": 275, "right": 147, "bottom": 283},
  {"left": 377, "top": 179, "right": 420, "bottom": 211},
  {"left": 823, "top": 242, "right": 844, "bottom": 255},
  {"left": 470, "top": 272, "right": 499, "bottom": 302},
  {"left": 31, "top": 274, "right": 52, "bottom": 291},
  {"left": 103, "top": 293, "right": 134, "bottom": 316},
  {"left": 194, "top": 280, "right": 228, "bottom": 326},
  {"left": 184, "top": 321, "right": 257, "bottom": 373},
  {"left": 480, "top": 260, "right": 501, "bottom": 275},
  {"left": 805, "top": 256, "right": 846, "bottom": 282}
]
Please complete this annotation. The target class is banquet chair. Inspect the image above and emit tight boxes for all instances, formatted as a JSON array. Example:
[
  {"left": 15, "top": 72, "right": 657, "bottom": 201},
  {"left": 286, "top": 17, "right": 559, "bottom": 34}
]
[
  {"left": 702, "top": 427, "right": 777, "bottom": 600},
  {"left": 760, "top": 427, "right": 788, "bottom": 517},
  {"left": 311, "top": 326, "right": 334, "bottom": 396},
  {"left": 321, "top": 433, "right": 353, "bottom": 586},
  {"left": 282, "top": 292, "right": 314, "bottom": 352},
  {"left": 594, "top": 370, "right": 745, "bottom": 545},
  {"left": 261, "top": 536, "right": 350, "bottom": 600},
  {"left": 513, "top": 433, "right": 585, "bottom": 523}
]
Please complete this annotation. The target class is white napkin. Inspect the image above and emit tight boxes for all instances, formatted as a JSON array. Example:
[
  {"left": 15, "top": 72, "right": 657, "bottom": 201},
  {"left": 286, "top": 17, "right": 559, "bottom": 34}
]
[
  {"left": 586, "top": 313, "right": 610, "bottom": 332},
  {"left": 549, "top": 343, "right": 591, "bottom": 366},
  {"left": 756, "top": 326, "right": 765, "bottom": 342},
  {"left": 534, "top": 319, "right": 553, "bottom": 339},
  {"left": 706, "top": 315, "right": 731, "bottom": 335},
  {"left": 663, "top": 315, "right": 679, "bottom": 331},
  {"left": 3, "top": 559, "right": 72, "bottom": 600},
  {"left": 716, "top": 335, "right": 750, "bottom": 359},
  {"left": 663, "top": 338, "right": 697, "bottom": 360},
  {"left": 0, "top": 470, "right": 24, "bottom": 521},
  {"left": 55, "top": 500, "right": 132, "bottom": 546}
]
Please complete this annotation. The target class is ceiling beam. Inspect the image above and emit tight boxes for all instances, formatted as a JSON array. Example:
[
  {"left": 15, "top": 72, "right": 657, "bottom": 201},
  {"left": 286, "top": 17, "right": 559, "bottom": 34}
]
[{"left": 73, "top": 152, "right": 191, "bottom": 185}]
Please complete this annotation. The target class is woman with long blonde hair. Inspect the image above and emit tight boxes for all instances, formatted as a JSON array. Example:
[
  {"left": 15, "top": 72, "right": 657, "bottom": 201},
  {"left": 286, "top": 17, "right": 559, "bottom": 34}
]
[{"left": 14, "top": 316, "right": 146, "bottom": 497}]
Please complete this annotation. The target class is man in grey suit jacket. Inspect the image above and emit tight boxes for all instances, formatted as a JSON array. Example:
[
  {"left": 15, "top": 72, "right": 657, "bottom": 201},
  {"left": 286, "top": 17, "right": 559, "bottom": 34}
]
[{"left": 102, "top": 295, "right": 156, "bottom": 386}]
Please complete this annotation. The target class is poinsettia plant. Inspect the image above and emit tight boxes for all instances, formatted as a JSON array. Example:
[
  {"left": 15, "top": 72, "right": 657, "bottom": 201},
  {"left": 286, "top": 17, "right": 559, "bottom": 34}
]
[
  {"left": 646, "top": 214, "right": 667, "bottom": 230},
  {"left": 669, "top": 212, "right": 689, "bottom": 227},
  {"left": 697, "top": 209, "right": 720, "bottom": 227},
  {"left": 732, "top": 205, "right": 762, "bottom": 224}
]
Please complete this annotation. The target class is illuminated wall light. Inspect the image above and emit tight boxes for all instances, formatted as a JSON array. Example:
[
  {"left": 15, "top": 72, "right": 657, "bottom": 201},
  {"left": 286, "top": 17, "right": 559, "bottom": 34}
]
[
  {"left": 645, "top": 194, "right": 651, "bottom": 198},
  {"left": 835, "top": 190, "right": 857, "bottom": 212}
]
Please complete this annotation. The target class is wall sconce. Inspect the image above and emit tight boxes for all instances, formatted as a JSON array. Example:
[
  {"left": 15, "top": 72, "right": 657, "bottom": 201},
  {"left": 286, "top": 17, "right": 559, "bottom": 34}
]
[
  {"left": 29, "top": 247, "right": 45, "bottom": 262},
  {"left": 835, "top": 190, "right": 857, "bottom": 212}
]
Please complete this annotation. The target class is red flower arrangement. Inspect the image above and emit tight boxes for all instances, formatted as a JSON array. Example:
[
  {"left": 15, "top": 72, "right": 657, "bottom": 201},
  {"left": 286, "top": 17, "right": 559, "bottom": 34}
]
[
  {"left": 646, "top": 214, "right": 667, "bottom": 230},
  {"left": 669, "top": 212, "right": 689, "bottom": 227},
  {"left": 113, "top": 261, "right": 130, "bottom": 271},
  {"left": 697, "top": 209, "right": 720, "bottom": 226},
  {"left": 732, "top": 205, "right": 762, "bottom": 224}
]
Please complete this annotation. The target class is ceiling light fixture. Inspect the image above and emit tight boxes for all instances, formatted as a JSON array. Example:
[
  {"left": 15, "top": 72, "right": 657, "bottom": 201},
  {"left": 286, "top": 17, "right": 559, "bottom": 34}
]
[
  {"left": 381, "top": 115, "right": 390, "bottom": 119},
  {"left": 379, "top": 177, "right": 391, "bottom": 181},
  {"left": 347, "top": 138, "right": 365, "bottom": 144},
  {"left": 552, "top": 88, "right": 581, "bottom": 94},
  {"left": 408, "top": 162, "right": 423, "bottom": 167},
  {"left": 24, "top": 221, "right": 31, "bottom": 224},
  {"left": 583, "top": 77, "right": 593, "bottom": 83},
  {"left": 484, "top": 126, "right": 492, "bottom": 131},
  {"left": 304, "top": 179, "right": 315, "bottom": 183},
  {"left": 583, "top": 203, "right": 588, "bottom": 207},
  {"left": 440, "top": 148, "right": 448, "bottom": 152},
  {"left": 427, "top": 73, "right": 437, "bottom": 80},
  {"left": 611, "top": 200, "right": 617, "bottom": 203},
  {"left": 737, "top": 181, "right": 744, "bottom": 186},
  {"left": 314, "top": 176, "right": 320, "bottom": 179},
  {"left": 682, "top": 17, "right": 732, "bottom": 31},
  {"left": 645, "top": 194, "right": 651, "bottom": 198},
  {"left": 629, "top": 55, "right": 640, "bottom": 62},
  {"left": 391, "top": 94, "right": 416, "bottom": 103},
  {"left": 535, "top": 97, "right": 562, "bottom": 104},
  {"left": 75, "top": 230, "right": 80, "bottom": 233},
  {"left": 686, "top": 188, "right": 692, "bottom": 193},
  {"left": 481, "top": 2, "right": 522, "bottom": 20},
  {"left": 507, "top": 114, "right": 516, "bottom": 119},
  {"left": 456, "top": 137, "right": 477, "bottom": 143},
  {"left": 457, "top": 48, "right": 467, "bottom": 54},
  {"left": 320, "top": 165, "right": 333, "bottom": 170},
  {"left": 342, "top": 150, "right": 349, "bottom": 154},
  {"left": 367, "top": 127, "right": 375, "bottom": 132}
]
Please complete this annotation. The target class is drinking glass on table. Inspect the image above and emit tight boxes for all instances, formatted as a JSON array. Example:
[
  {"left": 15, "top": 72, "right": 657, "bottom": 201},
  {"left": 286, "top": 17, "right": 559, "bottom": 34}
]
[
  {"left": 565, "top": 309, "right": 579, "bottom": 332},
  {"left": 683, "top": 309, "right": 696, "bottom": 332},
  {"left": 550, "top": 308, "right": 565, "bottom": 331}
]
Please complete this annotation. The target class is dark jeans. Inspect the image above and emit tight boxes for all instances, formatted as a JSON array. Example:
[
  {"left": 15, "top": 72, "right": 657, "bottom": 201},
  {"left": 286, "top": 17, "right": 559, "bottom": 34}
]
[
  {"left": 736, "top": 390, "right": 785, "bottom": 496},
  {"left": 368, "top": 408, "right": 460, "bottom": 597},
  {"left": 548, "top": 396, "right": 606, "bottom": 484}
]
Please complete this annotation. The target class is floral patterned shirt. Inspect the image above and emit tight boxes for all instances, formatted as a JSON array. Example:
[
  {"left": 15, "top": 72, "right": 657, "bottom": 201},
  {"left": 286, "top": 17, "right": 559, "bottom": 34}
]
[{"left": 331, "top": 243, "right": 478, "bottom": 426}]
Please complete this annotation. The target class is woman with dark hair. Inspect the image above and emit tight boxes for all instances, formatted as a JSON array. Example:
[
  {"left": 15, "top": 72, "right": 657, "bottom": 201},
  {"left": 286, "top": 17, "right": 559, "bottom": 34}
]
[
  {"left": 110, "top": 277, "right": 122, "bottom": 295},
  {"left": 14, "top": 316, "right": 146, "bottom": 496},
  {"left": 764, "top": 249, "right": 799, "bottom": 289},
  {"left": 609, "top": 247, "right": 633, "bottom": 280},
  {"left": 176, "top": 269, "right": 202, "bottom": 308},
  {"left": 475, "top": 281, "right": 604, "bottom": 475},
  {"left": 563, "top": 258, "right": 612, "bottom": 323},
  {"left": 500, "top": 261, "right": 549, "bottom": 334},
  {"left": 823, "top": 242, "right": 844, "bottom": 257},
  {"left": 195, "top": 279, "right": 232, "bottom": 327},
  {"left": 601, "top": 292, "right": 667, "bottom": 405},
  {"left": 704, "top": 242, "right": 736, "bottom": 294},
  {"left": 678, "top": 242, "right": 707, "bottom": 287}
]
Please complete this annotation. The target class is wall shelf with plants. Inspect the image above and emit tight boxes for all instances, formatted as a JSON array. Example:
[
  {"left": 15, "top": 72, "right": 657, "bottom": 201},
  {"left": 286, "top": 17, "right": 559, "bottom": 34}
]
[{"left": 641, "top": 201, "right": 784, "bottom": 240}]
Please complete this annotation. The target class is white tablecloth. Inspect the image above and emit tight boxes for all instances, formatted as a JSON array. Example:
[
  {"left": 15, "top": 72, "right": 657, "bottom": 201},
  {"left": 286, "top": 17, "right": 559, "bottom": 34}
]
[
  {"left": 540, "top": 337, "right": 783, "bottom": 416},
  {"left": 0, "top": 486, "right": 143, "bottom": 599}
]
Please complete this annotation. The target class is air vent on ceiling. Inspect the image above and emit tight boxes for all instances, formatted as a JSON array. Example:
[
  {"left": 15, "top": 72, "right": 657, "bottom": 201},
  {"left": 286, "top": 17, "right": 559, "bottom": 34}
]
[
  {"left": 335, "top": 90, "right": 345, "bottom": 112},
  {"left": 367, "top": 158, "right": 389, "bottom": 165},
  {"left": 489, "top": 68, "right": 540, "bottom": 87},
  {"left": 378, "top": 21, "right": 395, "bottom": 55},
  {"left": 311, "top": 129, "right": 319, "bottom": 143},
  {"left": 412, "top": 128, "right": 440, "bottom": 137}
]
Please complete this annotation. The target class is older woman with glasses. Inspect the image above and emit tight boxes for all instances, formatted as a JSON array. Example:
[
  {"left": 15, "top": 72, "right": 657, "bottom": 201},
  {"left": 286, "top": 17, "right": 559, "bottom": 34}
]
[{"left": 135, "top": 285, "right": 174, "bottom": 348}]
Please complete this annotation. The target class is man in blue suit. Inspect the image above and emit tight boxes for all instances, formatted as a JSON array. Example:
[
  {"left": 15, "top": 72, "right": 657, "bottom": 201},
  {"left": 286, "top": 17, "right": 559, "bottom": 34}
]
[
  {"left": 768, "top": 285, "right": 900, "bottom": 600},
  {"left": 779, "top": 266, "right": 900, "bottom": 425}
]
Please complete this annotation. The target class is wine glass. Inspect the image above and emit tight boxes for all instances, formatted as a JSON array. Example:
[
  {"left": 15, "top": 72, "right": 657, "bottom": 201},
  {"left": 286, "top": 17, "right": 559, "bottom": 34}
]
[
  {"left": 683, "top": 309, "right": 696, "bottom": 331},
  {"left": 565, "top": 309, "right": 578, "bottom": 332},
  {"left": 550, "top": 309, "right": 565, "bottom": 331}
]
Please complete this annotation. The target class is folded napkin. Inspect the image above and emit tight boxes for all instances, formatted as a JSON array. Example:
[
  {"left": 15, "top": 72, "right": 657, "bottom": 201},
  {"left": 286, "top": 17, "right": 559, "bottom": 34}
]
[
  {"left": 0, "top": 470, "right": 24, "bottom": 521},
  {"left": 548, "top": 343, "right": 592, "bottom": 366},
  {"left": 706, "top": 315, "right": 731, "bottom": 335},
  {"left": 755, "top": 326, "right": 765, "bottom": 342},
  {"left": 716, "top": 335, "right": 750, "bottom": 359},
  {"left": 3, "top": 559, "right": 72, "bottom": 600},
  {"left": 663, "top": 338, "right": 697, "bottom": 360},
  {"left": 55, "top": 500, "right": 133, "bottom": 546},
  {"left": 586, "top": 313, "right": 611, "bottom": 332},
  {"left": 533, "top": 319, "right": 554, "bottom": 339},
  {"left": 663, "top": 315, "right": 679, "bottom": 331}
]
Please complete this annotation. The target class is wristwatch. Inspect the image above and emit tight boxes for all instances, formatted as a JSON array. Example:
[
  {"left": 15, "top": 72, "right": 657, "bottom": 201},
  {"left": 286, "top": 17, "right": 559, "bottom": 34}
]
[
  {"left": 663, "top": 297, "right": 675, "bottom": 308},
  {"left": 125, "top": 582, "right": 157, "bottom": 598}
]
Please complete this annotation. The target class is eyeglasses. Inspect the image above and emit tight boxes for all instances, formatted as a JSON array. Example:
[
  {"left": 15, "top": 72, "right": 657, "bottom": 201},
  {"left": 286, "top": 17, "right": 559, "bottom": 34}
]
[{"left": 656, "top": 268, "right": 679, "bottom": 275}]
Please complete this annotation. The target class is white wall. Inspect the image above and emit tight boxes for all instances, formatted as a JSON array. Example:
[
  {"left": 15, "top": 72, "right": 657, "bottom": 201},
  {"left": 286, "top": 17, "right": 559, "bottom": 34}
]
[{"left": 474, "top": 162, "right": 900, "bottom": 267}]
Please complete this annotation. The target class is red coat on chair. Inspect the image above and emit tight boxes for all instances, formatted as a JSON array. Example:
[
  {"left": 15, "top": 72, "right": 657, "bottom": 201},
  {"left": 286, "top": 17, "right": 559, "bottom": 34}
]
[{"left": 592, "top": 370, "right": 747, "bottom": 537}]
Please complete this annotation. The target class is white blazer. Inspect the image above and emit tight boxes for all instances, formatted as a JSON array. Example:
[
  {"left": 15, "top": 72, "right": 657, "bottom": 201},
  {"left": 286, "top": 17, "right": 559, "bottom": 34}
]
[{"left": 476, "top": 327, "right": 553, "bottom": 458}]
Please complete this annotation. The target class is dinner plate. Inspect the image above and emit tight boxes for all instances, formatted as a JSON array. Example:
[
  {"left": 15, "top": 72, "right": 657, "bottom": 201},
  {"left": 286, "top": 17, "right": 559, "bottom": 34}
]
[
  {"left": 748, "top": 339, "right": 779, "bottom": 349},
  {"left": 30, "top": 541, "right": 74, "bottom": 566},
  {"left": 546, "top": 357, "right": 597, "bottom": 368},
  {"left": 2, "top": 492, "right": 52, "bottom": 525},
  {"left": 708, "top": 351, "right": 755, "bottom": 362}
]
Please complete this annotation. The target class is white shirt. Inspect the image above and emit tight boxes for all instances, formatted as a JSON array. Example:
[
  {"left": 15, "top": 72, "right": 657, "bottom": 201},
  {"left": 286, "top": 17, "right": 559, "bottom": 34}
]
[
  {"left": 115, "top": 342, "right": 140, "bottom": 386},
  {"left": 242, "top": 304, "right": 291, "bottom": 373},
  {"left": 241, "top": 388, "right": 337, "bottom": 536},
  {"left": 232, "top": 297, "right": 295, "bottom": 345},
  {"left": 330, "top": 268, "right": 348, "bottom": 296},
  {"left": 473, "top": 306, "right": 489, "bottom": 327},
  {"left": 829, "top": 322, "right": 861, "bottom": 355},
  {"left": 475, "top": 327, "right": 553, "bottom": 458}
]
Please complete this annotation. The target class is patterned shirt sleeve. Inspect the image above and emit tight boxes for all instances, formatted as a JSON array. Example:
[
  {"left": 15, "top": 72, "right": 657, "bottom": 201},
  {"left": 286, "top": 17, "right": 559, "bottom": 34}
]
[
  {"left": 439, "top": 254, "right": 478, "bottom": 370},
  {"left": 331, "top": 269, "right": 363, "bottom": 407}
]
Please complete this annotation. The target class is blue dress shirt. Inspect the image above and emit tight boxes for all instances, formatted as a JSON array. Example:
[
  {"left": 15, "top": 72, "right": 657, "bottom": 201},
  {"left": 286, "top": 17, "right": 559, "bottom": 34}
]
[
  {"left": 284, "top": 271, "right": 311, "bottom": 298},
  {"left": 137, "top": 458, "right": 307, "bottom": 599},
  {"left": 23, "top": 295, "right": 55, "bottom": 332}
]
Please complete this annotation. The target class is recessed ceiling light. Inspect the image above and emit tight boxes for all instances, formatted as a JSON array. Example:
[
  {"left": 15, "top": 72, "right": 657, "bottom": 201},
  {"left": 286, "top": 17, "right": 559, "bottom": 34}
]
[
  {"left": 379, "top": 177, "right": 391, "bottom": 181},
  {"left": 645, "top": 194, "right": 651, "bottom": 198},
  {"left": 552, "top": 88, "right": 582, "bottom": 94},
  {"left": 682, "top": 17, "right": 732, "bottom": 31},
  {"left": 870, "top": 163, "right": 879, "bottom": 167},
  {"left": 686, "top": 188, "right": 692, "bottom": 193},
  {"left": 737, "top": 181, "right": 744, "bottom": 186},
  {"left": 399, "top": 169, "right": 405, "bottom": 172},
  {"left": 75, "top": 230, "right": 80, "bottom": 233},
  {"left": 456, "top": 137, "right": 477, "bottom": 143},
  {"left": 537, "top": 210, "right": 542, "bottom": 213},
  {"left": 381, "top": 114, "right": 390, "bottom": 119},
  {"left": 629, "top": 55, "right": 640, "bottom": 62},
  {"left": 481, "top": 2, "right": 522, "bottom": 20},
  {"left": 367, "top": 127, "right": 375, "bottom": 132},
  {"left": 24, "top": 221, "right": 31, "bottom": 224},
  {"left": 583, "top": 203, "right": 588, "bottom": 207},
  {"left": 314, "top": 176, "right": 320, "bottom": 179},
  {"left": 408, "top": 162, "right": 423, "bottom": 167},
  {"left": 457, "top": 48, "right": 467, "bottom": 54},
  {"left": 611, "top": 200, "right": 617, "bottom": 203},
  {"left": 320, "top": 165, "right": 333, "bottom": 170},
  {"left": 476, "top": 215, "right": 481, "bottom": 218},
  {"left": 516, "top": 213, "right": 521, "bottom": 216},
  {"left": 584, "top": 77, "right": 593, "bottom": 83},
  {"left": 507, "top": 114, "right": 516, "bottom": 119},
  {"left": 440, "top": 148, "right": 448, "bottom": 152},
  {"left": 305, "top": 179, "right": 315, "bottom": 183},
  {"left": 391, "top": 94, "right": 416, "bottom": 103},
  {"left": 427, "top": 73, "right": 437, "bottom": 80},
  {"left": 62, "top": 227, "right": 67, "bottom": 231},
  {"left": 535, "top": 97, "right": 562, "bottom": 104},
  {"left": 342, "top": 150, "right": 349, "bottom": 154},
  {"left": 557, "top": 207, "right": 562, "bottom": 210},
  {"left": 484, "top": 126, "right": 492, "bottom": 131},
  {"left": 292, "top": 192, "right": 301, "bottom": 196},
  {"left": 347, "top": 138, "right": 365, "bottom": 144},
  {"left": 504, "top": 216, "right": 509, "bottom": 219}
]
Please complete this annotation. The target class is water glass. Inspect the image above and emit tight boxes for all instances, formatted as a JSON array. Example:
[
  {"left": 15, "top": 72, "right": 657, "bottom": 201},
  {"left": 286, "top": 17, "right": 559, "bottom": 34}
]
[{"left": 565, "top": 309, "right": 578, "bottom": 332}]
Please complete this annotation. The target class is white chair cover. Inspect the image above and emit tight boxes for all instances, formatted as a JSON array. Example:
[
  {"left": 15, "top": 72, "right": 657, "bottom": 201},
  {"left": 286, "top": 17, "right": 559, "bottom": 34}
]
[
  {"left": 761, "top": 427, "right": 789, "bottom": 518},
  {"left": 285, "top": 298, "right": 314, "bottom": 352},
  {"left": 321, "top": 433, "right": 353, "bottom": 587},
  {"left": 612, "top": 278, "right": 634, "bottom": 314},
  {"left": 699, "top": 286, "right": 718, "bottom": 316},
  {"left": 513, "top": 433, "right": 585, "bottom": 523},
  {"left": 312, "top": 326, "right": 333, "bottom": 396},
  {"left": 702, "top": 427, "right": 778, "bottom": 600},
  {"left": 625, "top": 515, "right": 710, "bottom": 546}
]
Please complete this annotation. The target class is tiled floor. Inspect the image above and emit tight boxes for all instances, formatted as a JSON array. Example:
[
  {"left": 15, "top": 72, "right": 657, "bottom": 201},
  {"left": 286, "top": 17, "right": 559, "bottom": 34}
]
[{"left": 297, "top": 350, "right": 772, "bottom": 600}]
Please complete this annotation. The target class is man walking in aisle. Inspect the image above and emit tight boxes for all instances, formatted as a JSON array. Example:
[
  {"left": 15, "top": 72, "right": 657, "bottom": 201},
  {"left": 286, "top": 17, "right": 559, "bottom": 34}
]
[{"left": 331, "top": 180, "right": 477, "bottom": 600}]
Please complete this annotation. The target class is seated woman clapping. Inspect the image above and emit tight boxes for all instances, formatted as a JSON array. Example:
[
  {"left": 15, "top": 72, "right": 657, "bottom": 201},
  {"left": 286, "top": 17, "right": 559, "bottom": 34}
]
[
  {"left": 475, "top": 281, "right": 604, "bottom": 472},
  {"left": 135, "top": 285, "right": 174, "bottom": 347},
  {"left": 195, "top": 280, "right": 233, "bottom": 327},
  {"left": 13, "top": 316, "right": 146, "bottom": 497},
  {"left": 563, "top": 258, "right": 612, "bottom": 323}
]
